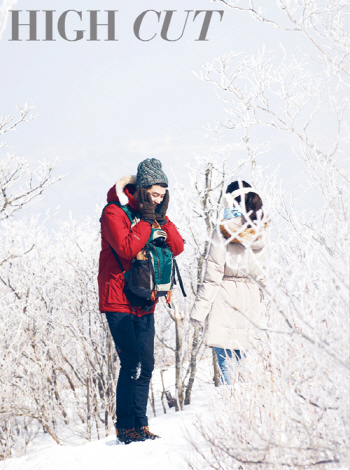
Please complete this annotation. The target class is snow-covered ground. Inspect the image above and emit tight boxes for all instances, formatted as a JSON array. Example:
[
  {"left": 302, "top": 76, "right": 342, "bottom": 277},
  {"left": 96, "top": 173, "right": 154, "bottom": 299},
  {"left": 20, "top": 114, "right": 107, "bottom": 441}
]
[
  {"left": 2, "top": 366, "right": 216, "bottom": 470},
  {"left": 2, "top": 404, "right": 203, "bottom": 470}
]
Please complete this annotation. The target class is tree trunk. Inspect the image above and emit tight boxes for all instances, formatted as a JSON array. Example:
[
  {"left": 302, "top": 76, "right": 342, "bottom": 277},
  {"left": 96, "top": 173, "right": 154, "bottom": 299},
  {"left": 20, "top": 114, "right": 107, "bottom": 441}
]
[
  {"left": 149, "top": 379, "right": 156, "bottom": 417},
  {"left": 86, "top": 373, "right": 91, "bottom": 440},
  {"left": 212, "top": 348, "right": 221, "bottom": 387},
  {"left": 39, "top": 418, "right": 62, "bottom": 445},
  {"left": 174, "top": 307, "right": 184, "bottom": 411},
  {"left": 184, "top": 324, "right": 201, "bottom": 405},
  {"left": 105, "top": 331, "right": 111, "bottom": 433},
  {"left": 160, "top": 369, "right": 167, "bottom": 414}
]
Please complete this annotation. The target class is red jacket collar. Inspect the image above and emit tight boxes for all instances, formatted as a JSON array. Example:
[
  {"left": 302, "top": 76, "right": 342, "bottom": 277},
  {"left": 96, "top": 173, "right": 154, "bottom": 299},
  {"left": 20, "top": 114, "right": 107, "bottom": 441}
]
[{"left": 106, "top": 184, "right": 138, "bottom": 212}]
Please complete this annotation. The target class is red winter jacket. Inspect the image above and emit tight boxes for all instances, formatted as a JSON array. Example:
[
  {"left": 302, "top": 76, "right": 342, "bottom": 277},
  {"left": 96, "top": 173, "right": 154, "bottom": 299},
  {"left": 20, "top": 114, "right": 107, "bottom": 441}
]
[{"left": 98, "top": 182, "right": 184, "bottom": 316}]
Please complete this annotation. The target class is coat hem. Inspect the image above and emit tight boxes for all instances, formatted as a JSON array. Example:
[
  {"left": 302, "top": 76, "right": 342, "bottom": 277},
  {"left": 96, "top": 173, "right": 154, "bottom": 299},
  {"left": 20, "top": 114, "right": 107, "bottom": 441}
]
[{"left": 100, "top": 305, "right": 156, "bottom": 317}]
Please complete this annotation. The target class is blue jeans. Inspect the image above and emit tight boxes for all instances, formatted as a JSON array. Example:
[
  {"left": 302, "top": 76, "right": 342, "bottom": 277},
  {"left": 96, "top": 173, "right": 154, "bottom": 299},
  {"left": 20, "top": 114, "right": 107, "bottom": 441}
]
[{"left": 214, "top": 347, "right": 241, "bottom": 385}]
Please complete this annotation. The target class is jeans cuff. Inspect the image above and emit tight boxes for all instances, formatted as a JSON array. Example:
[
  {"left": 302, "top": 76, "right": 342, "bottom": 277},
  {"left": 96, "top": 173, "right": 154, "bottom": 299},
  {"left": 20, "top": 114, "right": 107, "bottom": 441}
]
[{"left": 135, "top": 418, "right": 148, "bottom": 428}]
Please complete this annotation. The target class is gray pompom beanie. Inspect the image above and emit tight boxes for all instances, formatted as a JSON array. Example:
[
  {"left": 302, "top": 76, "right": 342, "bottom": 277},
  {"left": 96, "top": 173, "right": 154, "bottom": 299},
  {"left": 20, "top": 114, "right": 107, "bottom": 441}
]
[{"left": 136, "top": 158, "right": 168, "bottom": 189}]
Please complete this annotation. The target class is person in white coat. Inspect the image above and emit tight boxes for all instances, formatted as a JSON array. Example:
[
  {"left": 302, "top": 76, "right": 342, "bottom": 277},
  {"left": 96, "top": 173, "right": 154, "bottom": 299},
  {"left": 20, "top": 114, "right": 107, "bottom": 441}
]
[{"left": 190, "top": 180, "right": 267, "bottom": 384}]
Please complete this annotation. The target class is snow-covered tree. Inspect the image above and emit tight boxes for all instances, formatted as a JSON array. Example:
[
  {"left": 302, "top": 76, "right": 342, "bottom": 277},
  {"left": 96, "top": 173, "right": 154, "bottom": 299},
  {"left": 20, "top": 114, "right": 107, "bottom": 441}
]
[
  {"left": 0, "top": 101, "right": 60, "bottom": 457},
  {"left": 0, "top": 105, "right": 59, "bottom": 224},
  {"left": 0, "top": 213, "right": 118, "bottom": 456},
  {"left": 0, "top": 0, "right": 17, "bottom": 41},
  {"left": 187, "top": 0, "right": 349, "bottom": 468}
]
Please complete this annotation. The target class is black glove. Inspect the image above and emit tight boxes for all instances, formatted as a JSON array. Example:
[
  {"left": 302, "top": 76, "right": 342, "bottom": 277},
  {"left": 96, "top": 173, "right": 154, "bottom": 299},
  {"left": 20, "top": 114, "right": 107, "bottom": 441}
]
[
  {"left": 137, "top": 188, "right": 155, "bottom": 224},
  {"left": 155, "top": 190, "right": 169, "bottom": 226}
]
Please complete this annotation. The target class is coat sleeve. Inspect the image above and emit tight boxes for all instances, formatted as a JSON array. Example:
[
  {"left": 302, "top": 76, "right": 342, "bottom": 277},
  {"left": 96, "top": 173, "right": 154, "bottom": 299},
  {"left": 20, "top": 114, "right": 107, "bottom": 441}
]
[
  {"left": 162, "top": 217, "right": 184, "bottom": 257},
  {"left": 101, "top": 205, "right": 152, "bottom": 261},
  {"left": 190, "top": 228, "right": 226, "bottom": 323}
]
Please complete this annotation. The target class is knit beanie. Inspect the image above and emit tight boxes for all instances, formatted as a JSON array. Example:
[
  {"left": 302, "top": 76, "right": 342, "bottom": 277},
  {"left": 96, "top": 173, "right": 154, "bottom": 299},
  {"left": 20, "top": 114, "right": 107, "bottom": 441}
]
[{"left": 136, "top": 158, "right": 168, "bottom": 189}]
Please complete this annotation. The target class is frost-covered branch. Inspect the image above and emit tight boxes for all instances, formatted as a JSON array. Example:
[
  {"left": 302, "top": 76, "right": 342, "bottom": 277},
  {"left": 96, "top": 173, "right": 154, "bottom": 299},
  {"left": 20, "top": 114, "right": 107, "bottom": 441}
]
[{"left": 0, "top": 0, "right": 17, "bottom": 41}]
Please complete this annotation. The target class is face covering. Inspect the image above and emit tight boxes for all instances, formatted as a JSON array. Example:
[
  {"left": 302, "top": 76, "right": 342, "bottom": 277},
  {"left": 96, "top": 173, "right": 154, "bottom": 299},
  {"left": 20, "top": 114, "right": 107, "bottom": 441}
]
[{"left": 223, "top": 208, "right": 243, "bottom": 220}]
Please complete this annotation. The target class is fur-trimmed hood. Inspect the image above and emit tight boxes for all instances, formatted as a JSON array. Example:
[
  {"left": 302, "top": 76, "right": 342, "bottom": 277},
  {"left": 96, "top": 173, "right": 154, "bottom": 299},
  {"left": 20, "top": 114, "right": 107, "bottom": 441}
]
[
  {"left": 106, "top": 175, "right": 138, "bottom": 211},
  {"left": 220, "top": 217, "right": 266, "bottom": 250}
]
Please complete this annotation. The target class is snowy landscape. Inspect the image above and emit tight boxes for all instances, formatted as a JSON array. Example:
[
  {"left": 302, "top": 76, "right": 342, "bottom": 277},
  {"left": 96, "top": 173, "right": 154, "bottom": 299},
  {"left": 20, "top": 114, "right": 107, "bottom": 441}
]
[
  {"left": 1, "top": 0, "right": 349, "bottom": 469},
  {"left": 1, "top": 363, "right": 224, "bottom": 470}
]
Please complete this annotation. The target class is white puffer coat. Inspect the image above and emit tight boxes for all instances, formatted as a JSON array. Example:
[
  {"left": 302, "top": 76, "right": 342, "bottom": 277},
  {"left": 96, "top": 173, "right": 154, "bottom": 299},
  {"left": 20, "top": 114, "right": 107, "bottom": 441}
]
[{"left": 190, "top": 217, "right": 266, "bottom": 350}]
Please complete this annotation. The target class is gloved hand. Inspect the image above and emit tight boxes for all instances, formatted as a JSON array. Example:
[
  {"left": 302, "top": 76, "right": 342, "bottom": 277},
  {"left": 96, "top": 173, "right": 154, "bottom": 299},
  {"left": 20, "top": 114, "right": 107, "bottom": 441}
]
[
  {"left": 190, "top": 317, "right": 203, "bottom": 328},
  {"left": 155, "top": 190, "right": 169, "bottom": 226},
  {"left": 137, "top": 188, "right": 155, "bottom": 224}
]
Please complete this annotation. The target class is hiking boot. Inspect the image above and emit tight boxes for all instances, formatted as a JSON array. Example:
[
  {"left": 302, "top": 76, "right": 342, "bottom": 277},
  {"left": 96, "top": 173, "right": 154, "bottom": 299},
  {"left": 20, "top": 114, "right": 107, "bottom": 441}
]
[
  {"left": 136, "top": 425, "right": 160, "bottom": 440},
  {"left": 116, "top": 427, "right": 146, "bottom": 445}
]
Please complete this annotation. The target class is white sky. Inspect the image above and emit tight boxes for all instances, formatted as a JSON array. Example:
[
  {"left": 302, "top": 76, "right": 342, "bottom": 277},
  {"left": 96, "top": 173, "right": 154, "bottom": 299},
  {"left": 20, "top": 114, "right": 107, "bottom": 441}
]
[{"left": 1, "top": 0, "right": 323, "bottom": 226}]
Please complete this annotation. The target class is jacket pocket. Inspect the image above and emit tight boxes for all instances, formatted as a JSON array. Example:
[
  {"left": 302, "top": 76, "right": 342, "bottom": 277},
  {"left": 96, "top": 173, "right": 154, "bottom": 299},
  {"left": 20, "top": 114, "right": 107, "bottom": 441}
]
[{"left": 107, "top": 273, "right": 126, "bottom": 305}]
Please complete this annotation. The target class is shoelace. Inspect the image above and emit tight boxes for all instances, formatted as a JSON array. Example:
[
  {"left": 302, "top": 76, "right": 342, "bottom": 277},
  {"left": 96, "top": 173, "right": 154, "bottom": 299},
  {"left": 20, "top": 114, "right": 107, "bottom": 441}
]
[
  {"left": 125, "top": 428, "right": 141, "bottom": 439},
  {"left": 141, "top": 426, "right": 158, "bottom": 437}
]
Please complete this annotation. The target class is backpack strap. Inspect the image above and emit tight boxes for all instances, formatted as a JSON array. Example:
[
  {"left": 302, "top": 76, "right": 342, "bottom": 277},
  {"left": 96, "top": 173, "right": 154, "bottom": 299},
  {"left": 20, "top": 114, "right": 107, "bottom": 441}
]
[
  {"left": 173, "top": 258, "right": 187, "bottom": 298},
  {"left": 110, "top": 245, "right": 125, "bottom": 274}
]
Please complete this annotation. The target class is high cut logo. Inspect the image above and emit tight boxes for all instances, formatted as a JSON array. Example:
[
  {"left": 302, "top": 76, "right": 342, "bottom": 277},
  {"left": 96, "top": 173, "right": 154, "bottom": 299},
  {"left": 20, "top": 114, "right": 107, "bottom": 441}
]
[{"left": 9, "top": 9, "right": 224, "bottom": 42}]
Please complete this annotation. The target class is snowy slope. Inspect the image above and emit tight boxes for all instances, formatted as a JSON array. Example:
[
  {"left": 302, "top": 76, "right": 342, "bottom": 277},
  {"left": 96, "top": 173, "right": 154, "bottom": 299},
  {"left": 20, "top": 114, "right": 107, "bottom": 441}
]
[
  {"left": 3, "top": 407, "right": 200, "bottom": 470},
  {"left": 2, "top": 368, "right": 214, "bottom": 470}
]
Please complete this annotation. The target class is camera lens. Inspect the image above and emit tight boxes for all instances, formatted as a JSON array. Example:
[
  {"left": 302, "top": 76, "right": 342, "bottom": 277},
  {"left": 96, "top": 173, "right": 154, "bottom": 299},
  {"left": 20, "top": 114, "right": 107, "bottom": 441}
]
[{"left": 151, "top": 237, "right": 166, "bottom": 247}]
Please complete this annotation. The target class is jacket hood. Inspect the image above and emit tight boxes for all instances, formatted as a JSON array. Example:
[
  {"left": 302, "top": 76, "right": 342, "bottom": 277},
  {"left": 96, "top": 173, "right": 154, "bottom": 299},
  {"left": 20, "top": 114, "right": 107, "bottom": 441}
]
[
  {"left": 220, "top": 217, "right": 266, "bottom": 250},
  {"left": 107, "top": 175, "right": 139, "bottom": 212}
]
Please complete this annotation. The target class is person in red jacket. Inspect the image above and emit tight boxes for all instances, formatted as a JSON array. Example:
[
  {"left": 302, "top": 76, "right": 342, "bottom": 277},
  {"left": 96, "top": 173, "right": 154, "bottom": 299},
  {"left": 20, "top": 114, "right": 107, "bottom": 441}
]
[{"left": 98, "top": 158, "right": 184, "bottom": 445}]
